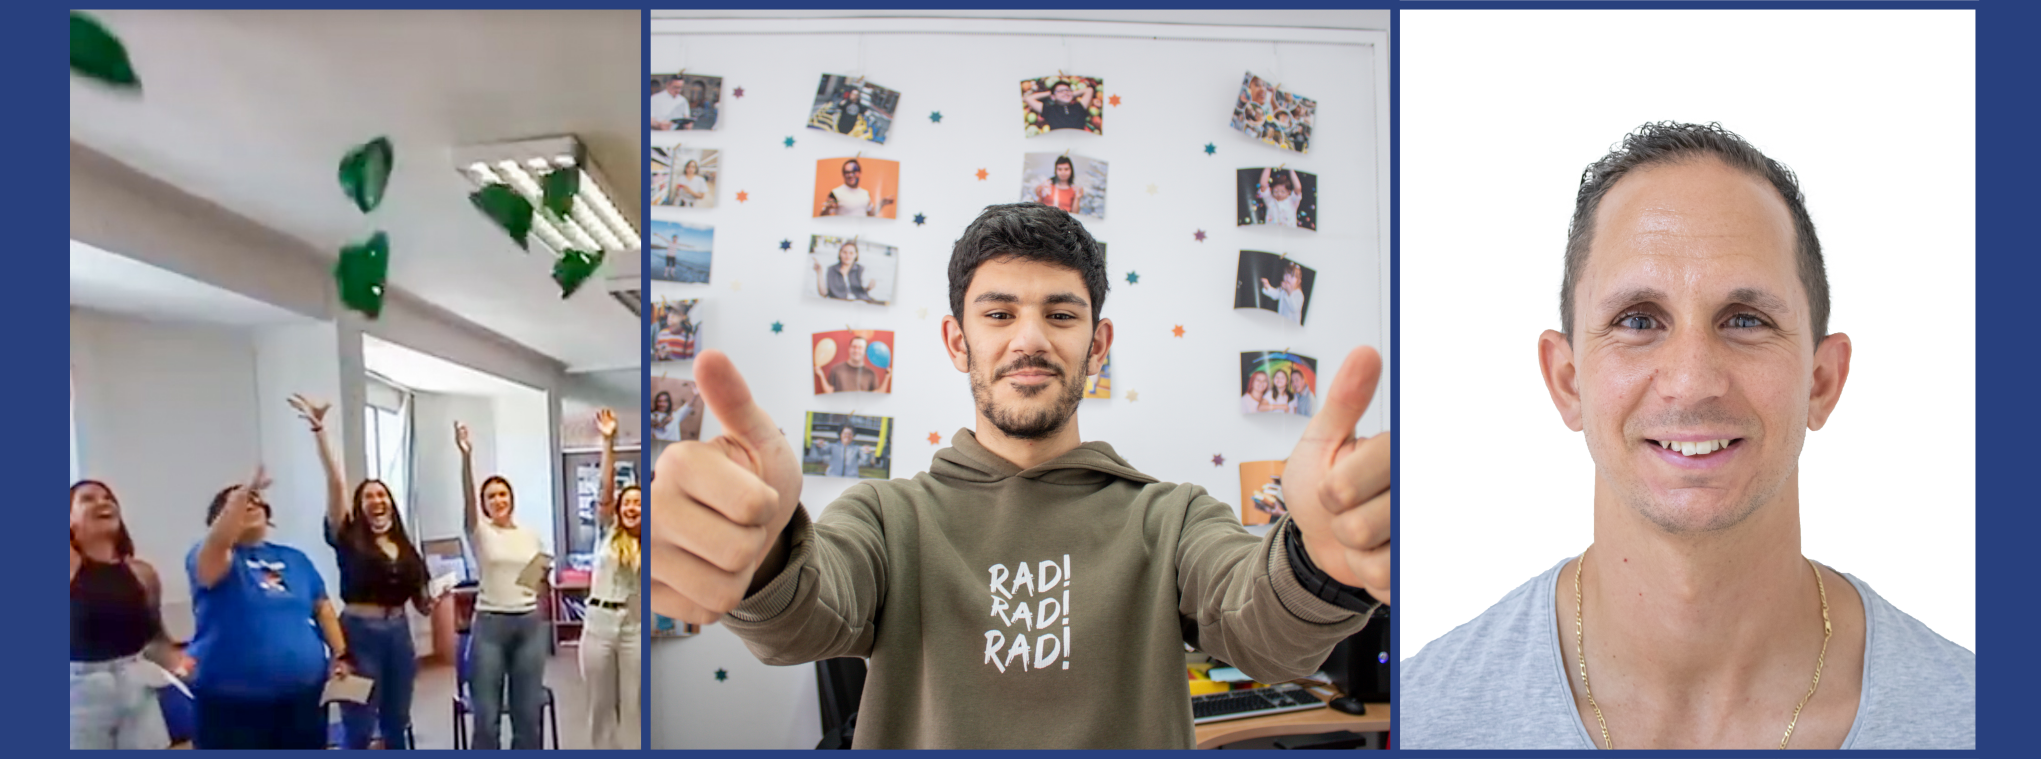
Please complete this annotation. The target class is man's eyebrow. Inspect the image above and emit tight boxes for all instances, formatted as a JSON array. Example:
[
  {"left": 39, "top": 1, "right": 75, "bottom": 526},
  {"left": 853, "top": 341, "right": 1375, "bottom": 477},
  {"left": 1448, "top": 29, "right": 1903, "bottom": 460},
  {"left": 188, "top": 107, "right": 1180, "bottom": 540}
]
[
  {"left": 973, "top": 291, "right": 1020, "bottom": 305},
  {"left": 1044, "top": 292, "right": 1090, "bottom": 309},
  {"left": 1597, "top": 287, "right": 1668, "bottom": 313},
  {"left": 971, "top": 291, "right": 1091, "bottom": 310},
  {"left": 1727, "top": 287, "right": 1792, "bottom": 314}
]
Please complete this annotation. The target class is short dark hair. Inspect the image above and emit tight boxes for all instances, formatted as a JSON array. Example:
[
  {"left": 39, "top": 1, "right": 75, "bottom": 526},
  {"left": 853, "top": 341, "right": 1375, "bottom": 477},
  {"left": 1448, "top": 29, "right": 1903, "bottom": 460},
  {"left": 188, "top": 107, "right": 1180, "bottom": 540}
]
[
  {"left": 948, "top": 203, "right": 1109, "bottom": 329},
  {"left": 206, "top": 484, "right": 272, "bottom": 526},
  {"left": 1562, "top": 122, "right": 1828, "bottom": 343}
]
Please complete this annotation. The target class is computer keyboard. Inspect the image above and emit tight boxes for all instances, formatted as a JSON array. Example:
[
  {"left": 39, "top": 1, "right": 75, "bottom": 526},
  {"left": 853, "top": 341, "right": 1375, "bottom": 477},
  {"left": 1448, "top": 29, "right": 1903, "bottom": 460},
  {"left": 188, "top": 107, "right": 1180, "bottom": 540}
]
[{"left": 1190, "top": 682, "right": 1326, "bottom": 724}]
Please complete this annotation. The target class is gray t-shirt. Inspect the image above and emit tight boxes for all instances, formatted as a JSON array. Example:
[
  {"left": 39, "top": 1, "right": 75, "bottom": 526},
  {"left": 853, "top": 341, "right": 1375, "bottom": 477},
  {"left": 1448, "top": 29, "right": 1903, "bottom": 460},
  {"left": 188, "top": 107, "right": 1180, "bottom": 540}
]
[{"left": 1401, "top": 558, "right": 1975, "bottom": 750}]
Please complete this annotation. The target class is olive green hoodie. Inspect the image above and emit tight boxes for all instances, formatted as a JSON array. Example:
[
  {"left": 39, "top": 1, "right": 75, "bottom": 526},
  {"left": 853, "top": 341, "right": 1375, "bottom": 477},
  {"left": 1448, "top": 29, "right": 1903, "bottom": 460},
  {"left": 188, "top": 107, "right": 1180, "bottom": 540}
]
[{"left": 724, "top": 428, "right": 1373, "bottom": 749}]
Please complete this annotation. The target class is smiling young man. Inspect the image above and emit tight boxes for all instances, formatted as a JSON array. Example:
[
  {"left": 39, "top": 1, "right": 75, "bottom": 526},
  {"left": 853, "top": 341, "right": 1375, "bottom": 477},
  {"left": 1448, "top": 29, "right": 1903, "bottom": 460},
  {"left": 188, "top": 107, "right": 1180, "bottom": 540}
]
[
  {"left": 1400, "top": 123, "right": 1974, "bottom": 750},
  {"left": 649, "top": 203, "right": 1391, "bottom": 749}
]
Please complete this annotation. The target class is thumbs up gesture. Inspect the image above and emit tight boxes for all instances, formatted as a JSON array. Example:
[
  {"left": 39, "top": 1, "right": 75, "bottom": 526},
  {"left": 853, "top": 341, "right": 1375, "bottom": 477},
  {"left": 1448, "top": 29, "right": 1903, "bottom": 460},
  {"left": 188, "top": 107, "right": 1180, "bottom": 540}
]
[
  {"left": 1281, "top": 347, "right": 1392, "bottom": 604},
  {"left": 648, "top": 350, "right": 804, "bottom": 625}
]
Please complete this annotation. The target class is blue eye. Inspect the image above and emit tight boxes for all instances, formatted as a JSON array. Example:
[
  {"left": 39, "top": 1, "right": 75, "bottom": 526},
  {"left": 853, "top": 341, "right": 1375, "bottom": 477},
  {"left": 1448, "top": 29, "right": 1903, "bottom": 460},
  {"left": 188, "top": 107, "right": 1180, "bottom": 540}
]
[
  {"left": 1727, "top": 313, "right": 1766, "bottom": 329},
  {"left": 1618, "top": 314, "right": 1657, "bottom": 330}
]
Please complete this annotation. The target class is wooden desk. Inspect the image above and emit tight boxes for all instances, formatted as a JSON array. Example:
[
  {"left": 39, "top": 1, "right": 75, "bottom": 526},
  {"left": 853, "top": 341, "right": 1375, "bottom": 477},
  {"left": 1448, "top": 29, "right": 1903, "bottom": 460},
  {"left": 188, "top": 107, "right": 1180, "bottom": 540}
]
[{"left": 1193, "top": 693, "right": 1390, "bottom": 749}]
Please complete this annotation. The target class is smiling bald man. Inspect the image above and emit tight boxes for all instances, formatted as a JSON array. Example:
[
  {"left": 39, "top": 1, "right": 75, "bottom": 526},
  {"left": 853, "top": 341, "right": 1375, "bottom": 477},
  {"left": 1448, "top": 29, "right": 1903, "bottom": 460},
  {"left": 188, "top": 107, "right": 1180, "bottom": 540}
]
[{"left": 1400, "top": 123, "right": 1974, "bottom": 750}]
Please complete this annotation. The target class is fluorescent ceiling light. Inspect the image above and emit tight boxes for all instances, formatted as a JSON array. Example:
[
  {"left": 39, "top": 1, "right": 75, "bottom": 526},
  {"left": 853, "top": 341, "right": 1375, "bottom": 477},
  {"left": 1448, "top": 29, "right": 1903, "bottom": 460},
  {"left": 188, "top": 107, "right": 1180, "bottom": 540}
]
[{"left": 451, "top": 135, "right": 639, "bottom": 257}]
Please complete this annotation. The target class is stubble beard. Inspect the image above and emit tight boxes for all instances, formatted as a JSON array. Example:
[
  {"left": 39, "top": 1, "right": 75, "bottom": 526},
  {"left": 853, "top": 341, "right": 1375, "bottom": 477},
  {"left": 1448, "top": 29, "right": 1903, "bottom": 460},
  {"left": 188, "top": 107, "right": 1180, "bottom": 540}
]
[
  {"left": 1588, "top": 403, "right": 1803, "bottom": 535},
  {"left": 966, "top": 337, "right": 1090, "bottom": 441}
]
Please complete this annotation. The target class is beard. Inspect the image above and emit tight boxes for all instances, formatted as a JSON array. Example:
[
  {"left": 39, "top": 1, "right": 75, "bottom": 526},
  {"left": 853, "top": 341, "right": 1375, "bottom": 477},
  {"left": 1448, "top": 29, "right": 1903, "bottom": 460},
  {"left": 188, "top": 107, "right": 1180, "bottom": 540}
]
[{"left": 966, "top": 339, "right": 1089, "bottom": 441}]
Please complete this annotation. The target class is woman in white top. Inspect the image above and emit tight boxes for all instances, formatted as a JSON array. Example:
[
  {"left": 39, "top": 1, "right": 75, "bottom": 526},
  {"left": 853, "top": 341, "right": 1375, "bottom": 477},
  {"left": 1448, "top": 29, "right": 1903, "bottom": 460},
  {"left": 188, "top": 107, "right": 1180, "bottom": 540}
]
[
  {"left": 582, "top": 409, "right": 642, "bottom": 749},
  {"left": 674, "top": 160, "right": 709, "bottom": 207},
  {"left": 456, "top": 422, "right": 549, "bottom": 750}
]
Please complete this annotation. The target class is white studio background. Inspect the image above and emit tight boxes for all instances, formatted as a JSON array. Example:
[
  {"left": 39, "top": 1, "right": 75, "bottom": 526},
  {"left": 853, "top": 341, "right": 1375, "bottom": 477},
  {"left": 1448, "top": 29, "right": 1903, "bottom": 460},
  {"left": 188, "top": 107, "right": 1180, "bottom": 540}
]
[
  {"left": 1399, "top": 9, "right": 1975, "bottom": 660},
  {"left": 648, "top": 15, "right": 1388, "bottom": 750}
]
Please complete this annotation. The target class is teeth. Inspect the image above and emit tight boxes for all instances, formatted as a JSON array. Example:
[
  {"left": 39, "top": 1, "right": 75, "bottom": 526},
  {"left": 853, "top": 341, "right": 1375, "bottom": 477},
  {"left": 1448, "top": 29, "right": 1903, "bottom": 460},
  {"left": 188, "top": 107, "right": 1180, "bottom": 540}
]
[{"left": 1660, "top": 438, "right": 1734, "bottom": 456}]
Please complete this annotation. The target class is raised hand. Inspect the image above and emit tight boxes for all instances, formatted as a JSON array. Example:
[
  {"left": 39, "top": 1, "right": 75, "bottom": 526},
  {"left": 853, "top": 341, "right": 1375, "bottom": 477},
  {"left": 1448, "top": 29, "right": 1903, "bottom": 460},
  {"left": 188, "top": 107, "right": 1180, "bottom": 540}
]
[
  {"left": 288, "top": 394, "right": 331, "bottom": 431},
  {"left": 596, "top": 408, "right": 618, "bottom": 439},
  {"left": 1280, "top": 347, "right": 1391, "bottom": 604},
  {"left": 649, "top": 350, "right": 805, "bottom": 626},
  {"left": 455, "top": 422, "right": 472, "bottom": 455}
]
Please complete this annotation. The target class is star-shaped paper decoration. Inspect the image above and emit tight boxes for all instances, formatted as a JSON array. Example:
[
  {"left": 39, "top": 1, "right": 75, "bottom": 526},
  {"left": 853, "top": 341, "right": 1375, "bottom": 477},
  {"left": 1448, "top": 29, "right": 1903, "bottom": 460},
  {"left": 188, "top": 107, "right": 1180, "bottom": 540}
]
[
  {"left": 1126, "top": 271, "right": 1140, "bottom": 284},
  {"left": 733, "top": 87, "right": 745, "bottom": 98},
  {"left": 779, "top": 239, "right": 792, "bottom": 251},
  {"left": 736, "top": 190, "right": 749, "bottom": 203},
  {"left": 1109, "top": 94, "right": 1121, "bottom": 107},
  {"left": 915, "top": 307, "right": 928, "bottom": 320},
  {"left": 1212, "top": 454, "right": 1225, "bottom": 467},
  {"left": 770, "top": 321, "right": 784, "bottom": 334},
  {"left": 1204, "top": 143, "right": 1217, "bottom": 155},
  {"left": 975, "top": 168, "right": 989, "bottom": 181},
  {"left": 913, "top": 213, "right": 927, "bottom": 226},
  {"left": 928, "top": 431, "right": 942, "bottom": 445},
  {"left": 730, "top": 280, "right": 742, "bottom": 291},
  {"left": 1126, "top": 390, "right": 1139, "bottom": 402},
  {"left": 1193, "top": 229, "right": 1207, "bottom": 242},
  {"left": 714, "top": 668, "right": 729, "bottom": 682},
  {"left": 1171, "top": 324, "right": 1186, "bottom": 338},
  {"left": 784, "top": 136, "right": 796, "bottom": 148},
  {"left": 1146, "top": 184, "right": 1158, "bottom": 195},
  {"left": 930, "top": 111, "right": 943, "bottom": 123}
]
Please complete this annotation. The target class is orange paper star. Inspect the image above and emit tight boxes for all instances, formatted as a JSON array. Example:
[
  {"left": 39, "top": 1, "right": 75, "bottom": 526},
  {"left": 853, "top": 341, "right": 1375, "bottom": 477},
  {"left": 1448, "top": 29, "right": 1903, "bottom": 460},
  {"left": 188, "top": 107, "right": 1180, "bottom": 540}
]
[
  {"left": 928, "top": 431, "right": 942, "bottom": 445},
  {"left": 736, "top": 190, "right": 749, "bottom": 203},
  {"left": 1109, "top": 94, "right": 1121, "bottom": 107},
  {"left": 976, "top": 168, "right": 989, "bottom": 181},
  {"left": 1171, "top": 324, "right": 1185, "bottom": 338}
]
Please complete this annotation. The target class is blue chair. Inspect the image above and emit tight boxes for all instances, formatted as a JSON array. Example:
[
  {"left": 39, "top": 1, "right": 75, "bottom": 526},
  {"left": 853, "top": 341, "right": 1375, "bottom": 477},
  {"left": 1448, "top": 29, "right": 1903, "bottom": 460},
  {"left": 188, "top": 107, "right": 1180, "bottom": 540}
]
[
  {"left": 325, "top": 701, "right": 416, "bottom": 749},
  {"left": 451, "top": 631, "right": 560, "bottom": 750},
  {"left": 158, "top": 684, "right": 195, "bottom": 747}
]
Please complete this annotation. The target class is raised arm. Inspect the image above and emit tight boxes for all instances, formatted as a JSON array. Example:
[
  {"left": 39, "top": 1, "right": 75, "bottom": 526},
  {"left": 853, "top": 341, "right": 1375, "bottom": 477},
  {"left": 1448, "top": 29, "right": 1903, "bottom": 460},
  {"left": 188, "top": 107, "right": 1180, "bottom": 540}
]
[
  {"left": 456, "top": 422, "right": 478, "bottom": 538},
  {"left": 1025, "top": 88, "right": 1051, "bottom": 113},
  {"left": 195, "top": 466, "right": 270, "bottom": 589},
  {"left": 595, "top": 408, "right": 619, "bottom": 530},
  {"left": 1286, "top": 170, "right": 1302, "bottom": 197},
  {"left": 1260, "top": 166, "right": 1273, "bottom": 193},
  {"left": 290, "top": 394, "right": 346, "bottom": 532}
]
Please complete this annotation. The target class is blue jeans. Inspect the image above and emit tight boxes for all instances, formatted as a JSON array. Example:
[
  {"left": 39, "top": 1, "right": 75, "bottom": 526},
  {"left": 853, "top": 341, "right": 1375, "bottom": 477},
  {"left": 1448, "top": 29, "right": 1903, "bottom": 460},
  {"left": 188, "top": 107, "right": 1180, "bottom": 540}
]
[
  {"left": 469, "top": 610, "right": 547, "bottom": 749},
  {"left": 340, "top": 611, "right": 417, "bottom": 749},
  {"left": 69, "top": 655, "right": 170, "bottom": 749}
]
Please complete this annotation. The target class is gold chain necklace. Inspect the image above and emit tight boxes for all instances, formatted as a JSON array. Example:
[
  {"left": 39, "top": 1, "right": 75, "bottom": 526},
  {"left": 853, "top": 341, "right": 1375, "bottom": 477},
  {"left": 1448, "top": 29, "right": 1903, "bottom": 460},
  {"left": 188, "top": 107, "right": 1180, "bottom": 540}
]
[{"left": 1572, "top": 548, "right": 1831, "bottom": 750}]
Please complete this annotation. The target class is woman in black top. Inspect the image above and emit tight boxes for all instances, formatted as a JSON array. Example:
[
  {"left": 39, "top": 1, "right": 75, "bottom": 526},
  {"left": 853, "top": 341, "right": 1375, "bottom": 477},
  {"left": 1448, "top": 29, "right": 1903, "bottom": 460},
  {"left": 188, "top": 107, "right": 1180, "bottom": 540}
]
[
  {"left": 294, "top": 395, "right": 440, "bottom": 749},
  {"left": 70, "top": 479, "right": 180, "bottom": 749}
]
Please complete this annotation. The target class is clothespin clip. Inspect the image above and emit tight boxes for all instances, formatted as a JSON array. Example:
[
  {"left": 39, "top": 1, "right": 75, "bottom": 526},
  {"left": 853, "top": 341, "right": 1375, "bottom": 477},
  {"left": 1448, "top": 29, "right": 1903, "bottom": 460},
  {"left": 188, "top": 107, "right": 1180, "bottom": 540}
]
[
  {"left": 676, "top": 69, "right": 686, "bottom": 78},
  {"left": 855, "top": 151, "right": 862, "bottom": 159},
  {"left": 1062, "top": 148, "right": 1071, "bottom": 158}
]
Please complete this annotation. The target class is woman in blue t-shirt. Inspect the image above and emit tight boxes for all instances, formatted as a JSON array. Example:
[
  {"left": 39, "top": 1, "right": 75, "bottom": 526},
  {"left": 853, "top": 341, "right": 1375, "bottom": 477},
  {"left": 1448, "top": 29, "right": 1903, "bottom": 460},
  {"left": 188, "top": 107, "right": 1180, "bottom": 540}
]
[{"left": 185, "top": 465, "right": 352, "bottom": 749}]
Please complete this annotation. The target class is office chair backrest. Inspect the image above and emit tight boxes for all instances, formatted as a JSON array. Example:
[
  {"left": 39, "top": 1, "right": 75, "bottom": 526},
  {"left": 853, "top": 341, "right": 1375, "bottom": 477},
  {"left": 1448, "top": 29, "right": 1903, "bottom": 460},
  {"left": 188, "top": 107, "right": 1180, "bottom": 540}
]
[
  {"left": 455, "top": 631, "right": 474, "bottom": 697},
  {"left": 814, "top": 657, "right": 866, "bottom": 733}
]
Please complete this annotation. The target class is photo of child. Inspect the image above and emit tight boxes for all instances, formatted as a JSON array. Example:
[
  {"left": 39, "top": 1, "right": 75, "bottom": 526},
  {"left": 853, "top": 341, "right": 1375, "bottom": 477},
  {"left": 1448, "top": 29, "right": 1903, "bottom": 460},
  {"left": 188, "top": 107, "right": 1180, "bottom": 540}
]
[
  {"left": 1020, "top": 75, "right": 1104, "bottom": 136},
  {"left": 1228, "top": 72, "right": 1316, "bottom": 153},
  {"left": 652, "top": 298, "right": 699, "bottom": 361},
  {"left": 811, "top": 329, "right": 895, "bottom": 395},
  {"left": 805, "top": 235, "right": 898, "bottom": 306},
  {"left": 1085, "top": 352, "right": 1112, "bottom": 399},
  {"left": 1019, "top": 152, "right": 1108, "bottom": 220},
  {"left": 1237, "top": 460, "right": 1288, "bottom": 526},
  {"left": 807, "top": 73, "right": 901, "bottom": 144},
  {"left": 652, "top": 147, "right": 718, "bottom": 208},
  {"left": 1238, "top": 351, "right": 1319, "bottom": 416},
  {"left": 802, "top": 412, "right": 893, "bottom": 480},
  {"left": 1236, "top": 167, "right": 1318, "bottom": 230},
  {"left": 1233, "top": 251, "right": 1318, "bottom": 326},
  {"left": 649, "top": 377, "right": 704, "bottom": 443},
  {"left": 650, "top": 220, "right": 713, "bottom": 283}
]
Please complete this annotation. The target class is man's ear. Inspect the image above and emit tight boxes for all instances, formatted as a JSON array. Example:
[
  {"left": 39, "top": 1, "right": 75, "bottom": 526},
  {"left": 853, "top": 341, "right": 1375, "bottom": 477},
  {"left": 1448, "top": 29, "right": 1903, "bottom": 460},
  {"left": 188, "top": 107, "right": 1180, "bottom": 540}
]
[
  {"left": 941, "top": 315, "right": 971, "bottom": 373},
  {"left": 1538, "top": 329, "right": 1584, "bottom": 432},
  {"left": 1087, "top": 318, "right": 1115, "bottom": 376},
  {"left": 1807, "top": 332, "right": 1852, "bottom": 431}
]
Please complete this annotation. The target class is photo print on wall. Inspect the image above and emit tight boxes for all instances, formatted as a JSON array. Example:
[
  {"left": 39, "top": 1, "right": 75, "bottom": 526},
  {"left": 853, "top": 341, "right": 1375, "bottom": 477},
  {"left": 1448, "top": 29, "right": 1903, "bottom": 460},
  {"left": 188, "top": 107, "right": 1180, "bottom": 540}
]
[
  {"left": 1228, "top": 71, "right": 1315, "bottom": 153},
  {"left": 1236, "top": 167, "right": 1317, "bottom": 230},
  {"left": 651, "top": 72, "right": 722, "bottom": 131},
  {"left": 652, "top": 298, "right": 699, "bottom": 362},
  {"left": 1239, "top": 351, "right": 1319, "bottom": 417},
  {"left": 650, "top": 220, "right": 713, "bottom": 283},
  {"left": 1020, "top": 152, "right": 1108, "bottom": 220},
  {"left": 803, "top": 412, "right": 893, "bottom": 480},
  {"left": 1233, "top": 250, "right": 1317, "bottom": 326},
  {"left": 813, "top": 156, "right": 899, "bottom": 219},
  {"left": 805, "top": 235, "right": 898, "bottom": 306},
  {"left": 649, "top": 376, "right": 703, "bottom": 443},
  {"left": 812, "top": 329, "right": 896, "bottom": 395},
  {"left": 807, "top": 73, "right": 900, "bottom": 144},
  {"left": 1085, "top": 352, "right": 1112, "bottom": 399},
  {"left": 1238, "top": 460, "right": 1287, "bottom": 526},
  {"left": 1021, "top": 74, "right": 1104, "bottom": 136},
  {"left": 652, "top": 147, "right": 719, "bottom": 208}
]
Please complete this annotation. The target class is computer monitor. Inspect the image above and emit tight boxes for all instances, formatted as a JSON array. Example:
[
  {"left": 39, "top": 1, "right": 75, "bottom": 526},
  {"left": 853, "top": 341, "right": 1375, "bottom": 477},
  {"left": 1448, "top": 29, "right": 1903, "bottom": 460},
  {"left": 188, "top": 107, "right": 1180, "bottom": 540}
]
[{"left": 1320, "top": 604, "right": 1391, "bottom": 702}]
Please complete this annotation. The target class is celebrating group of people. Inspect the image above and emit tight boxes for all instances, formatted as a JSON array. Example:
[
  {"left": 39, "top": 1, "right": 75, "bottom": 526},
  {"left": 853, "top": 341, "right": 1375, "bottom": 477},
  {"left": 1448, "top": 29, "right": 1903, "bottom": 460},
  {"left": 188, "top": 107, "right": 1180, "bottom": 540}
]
[
  {"left": 70, "top": 400, "right": 644, "bottom": 750},
  {"left": 1240, "top": 366, "right": 1317, "bottom": 415}
]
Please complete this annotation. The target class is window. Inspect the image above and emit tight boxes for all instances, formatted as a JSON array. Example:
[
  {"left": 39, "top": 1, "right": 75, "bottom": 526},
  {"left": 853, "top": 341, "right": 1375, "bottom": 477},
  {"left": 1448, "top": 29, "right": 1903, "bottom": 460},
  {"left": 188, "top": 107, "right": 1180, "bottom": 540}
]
[{"left": 364, "top": 376, "right": 415, "bottom": 532}]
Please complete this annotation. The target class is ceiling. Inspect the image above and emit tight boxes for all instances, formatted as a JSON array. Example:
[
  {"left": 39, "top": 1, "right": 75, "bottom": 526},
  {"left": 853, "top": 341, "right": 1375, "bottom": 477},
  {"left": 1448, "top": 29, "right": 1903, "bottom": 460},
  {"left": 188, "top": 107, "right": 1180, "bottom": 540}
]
[
  {"left": 69, "top": 10, "right": 643, "bottom": 371},
  {"left": 70, "top": 239, "right": 307, "bottom": 327},
  {"left": 363, "top": 333, "right": 542, "bottom": 400}
]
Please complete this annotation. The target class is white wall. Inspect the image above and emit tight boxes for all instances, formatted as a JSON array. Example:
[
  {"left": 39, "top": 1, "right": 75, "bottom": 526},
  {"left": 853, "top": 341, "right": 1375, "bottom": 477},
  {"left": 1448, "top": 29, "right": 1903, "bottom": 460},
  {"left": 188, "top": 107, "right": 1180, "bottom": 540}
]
[
  {"left": 647, "top": 16, "right": 1388, "bottom": 750},
  {"left": 70, "top": 308, "right": 265, "bottom": 640},
  {"left": 493, "top": 389, "right": 561, "bottom": 554},
  {"left": 406, "top": 392, "right": 498, "bottom": 544},
  {"left": 251, "top": 321, "right": 352, "bottom": 600}
]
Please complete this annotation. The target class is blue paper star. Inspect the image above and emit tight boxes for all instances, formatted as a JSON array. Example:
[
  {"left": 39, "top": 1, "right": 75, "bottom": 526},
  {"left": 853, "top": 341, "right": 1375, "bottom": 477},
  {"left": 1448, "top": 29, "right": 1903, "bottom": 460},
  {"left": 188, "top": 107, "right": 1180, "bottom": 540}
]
[
  {"left": 784, "top": 136, "right": 795, "bottom": 148},
  {"left": 779, "top": 239, "right": 792, "bottom": 251},
  {"left": 930, "top": 111, "right": 943, "bottom": 123},
  {"left": 770, "top": 321, "right": 784, "bottom": 334},
  {"left": 913, "top": 213, "right": 927, "bottom": 226},
  {"left": 1126, "top": 271, "right": 1140, "bottom": 284},
  {"left": 1204, "top": 143, "right": 1216, "bottom": 155},
  {"left": 714, "top": 668, "right": 729, "bottom": 682}
]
